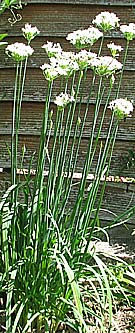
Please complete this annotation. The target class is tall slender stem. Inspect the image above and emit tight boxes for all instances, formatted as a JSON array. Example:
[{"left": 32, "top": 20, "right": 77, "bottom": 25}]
[
  {"left": 116, "top": 40, "right": 129, "bottom": 98},
  {"left": 11, "top": 62, "right": 19, "bottom": 188}
]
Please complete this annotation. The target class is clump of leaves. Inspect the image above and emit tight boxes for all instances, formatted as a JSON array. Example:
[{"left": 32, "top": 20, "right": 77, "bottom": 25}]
[
  {"left": 125, "top": 149, "right": 135, "bottom": 169},
  {"left": 0, "top": 33, "right": 8, "bottom": 47},
  {"left": 120, "top": 149, "right": 135, "bottom": 172},
  {"left": 0, "top": 0, "right": 22, "bottom": 14},
  {"left": 0, "top": 0, "right": 26, "bottom": 25}
]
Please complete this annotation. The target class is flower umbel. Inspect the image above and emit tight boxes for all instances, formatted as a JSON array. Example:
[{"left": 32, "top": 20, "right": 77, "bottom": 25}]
[
  {"left": 41, "top": 51, "right": 79, "bottom": 81},
  {"left": 92, "top": 11, "right": 120, "bottom": 32},
  {"left": 50, "top": 51, "right": 79, "bottom": 76},
  {"left": 120, "top": 23, "right": 135, "bottom": 41},
  {"left": 40, "top": 63, "right": 61, "bottom": 81},
  {"left": 75, "top": 50, "right": 97, "bottom": 70},
  {"left": 54, "top": 92, "right": 75, "bottom": 109},
  {"left": 22, "top": 23, "right": 40, "bottom": 43},
  {"left": 107, "top": 42, "right": 123, "bottom": 57},
  {"left": 6, "top": 42, "right": 34, "bottom": 61},
  {"left": 89, "top": 56, "right": 122, "bottom": 76},
  {"left": 108, "top": 98, "right": 133, "bottom": 120},
  {"left": 42, "top": 41, "right": 63, "bottom": 57},
  {"left": 66, "top": 26, "right": 103, "bottom": 49}
]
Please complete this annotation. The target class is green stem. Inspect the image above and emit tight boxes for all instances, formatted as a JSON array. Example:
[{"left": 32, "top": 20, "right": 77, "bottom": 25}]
[
  {"left": 46, "top": 78, "right": 69, "bottom": 211},
  {"left": 52, "top": 70, "right": 88, "bottom": 223},
  {"left": 57, "top": 70, "right": 100, "bottom": 225},
  {"left": 82, "top": 115, "right": 117, "bottom": 238},
  {"left": 52, "top": 71, "right": 83, "bottom": 217},
  {"left": 30, "top": 80, "right": 53, "bottom": 253},
  {"left": 116, "top": 39, "right": 129, "bottom": 98},
  {"left": 11, "top": 62, "right": 19, "bottom": 188},
  {"left": 98, "top": 35, "right": 104, "bottom": 56},
  {"left": 70, "top": 76, "right": 103, "bottom": 231},
  {"left": 15, "top": 60, "right": 23, "bottom": 191},
  {"left": 35, "top": 80, "right": 53, "bottom": 192},
  {"left": 84, "top": 120, "right": 119, "bottom": 254}
]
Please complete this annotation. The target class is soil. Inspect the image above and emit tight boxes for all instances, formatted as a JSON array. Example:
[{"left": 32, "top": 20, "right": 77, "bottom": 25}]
[{"left": 0, "top": 305, "right": 135, "bottom": 332}]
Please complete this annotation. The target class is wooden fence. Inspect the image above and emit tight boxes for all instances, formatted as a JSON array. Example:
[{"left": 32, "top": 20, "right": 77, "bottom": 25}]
[{"left": 0, "top": 0, "right": 135, "bottom": 246}]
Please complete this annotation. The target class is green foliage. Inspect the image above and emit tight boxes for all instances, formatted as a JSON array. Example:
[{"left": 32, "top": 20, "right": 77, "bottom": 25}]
[
  {"left": 0, "top": 0, "right": 22, "bottom": 13},
  {"left": 122, "top": 149, "right": 135, "bottom": 170},
  {"left": 0, "top": 33, "right": 8, "bottom": 46},
  {"left": 0, "top": 0, "right": 26, "bottom": 25}
]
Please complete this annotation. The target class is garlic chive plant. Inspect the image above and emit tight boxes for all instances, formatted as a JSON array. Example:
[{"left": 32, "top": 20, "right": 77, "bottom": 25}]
[
  {"left": 107, "top": 42, "right": 123, "bottom": 57},
  {"left": 120, "top": 22, "right": 135, "bottom": 41},
  {"left": 108, "top": 98, "right": 133, "bottom": 120},
  {"left": 5, "top": 42, "right": 34, "bottom": 201},
  {"left": 0, "top": 11, "right": 135, "bottom": 333},
  {"left": 66, "top": 26, "right": 103, "bottom": 49},
  {"left": 92, "top": 11, "right": 120, "bottom": 31},
  {"left": 1, "top": 24, "right": 39, "bottom": 333}
]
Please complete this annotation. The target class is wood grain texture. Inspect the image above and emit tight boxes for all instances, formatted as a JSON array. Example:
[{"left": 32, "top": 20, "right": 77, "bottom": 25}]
[
  {"left": 0, "top": 68, "right": 135, "bottom": 102},
  {"left": 0, "top": 36, "right": 135, "bottom": 70},
  {"left": 0, "top": 101, "right": 135, "bottom": 139},
  {"left": 0, "top": 133, "right": 135, "bottom": 176},
  {"left": 0, "top": 4, "right": 135, "bottom": 37},
  {"left": 24, "top": 1, "right": 135, "bottom": 6},
  {"left": 0, "top": 171, "right": 135, "bottom": 232}
]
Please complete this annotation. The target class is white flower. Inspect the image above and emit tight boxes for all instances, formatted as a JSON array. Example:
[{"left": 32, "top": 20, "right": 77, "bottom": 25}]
[
  {"left": 22, "top": 23, "right": 40, "bottom": 42},
  {"left": 107, "top": 42, "right": 123, "bottom": 57},
  {"left": 89, "top": 56, "right": 122, "bottom": 76},
  {"left": 54, "top": 92, "right": 75, "bottom": 109},
  {"left": 40, "top": 63, "right": 61, "bottom": 81},
  {"left": 6, "top": 42, "right": 34, "bottom": 61},
  {"left": 66, "top": 26, "right": 103, "bottom": 49},
  {"left": 41, "top": 51, "right": 79, "bottom": 81},
  {"left": 92, "top": 11, "right": 120, "bottom": 31},
  {"left": 75, "top": 50, "right": 97, "bottom": 69},
  {"left": 42, "top": 41, "right": 62, "bottom": 57},
  {"left": 120, "top": 23, "right": 135, "bottom": 41},
  {"left": 50, "top": 51, "right": 79, "bottom": 76},
  {"left": 108, "top": 98, "right": 133, "bottom": 119}
]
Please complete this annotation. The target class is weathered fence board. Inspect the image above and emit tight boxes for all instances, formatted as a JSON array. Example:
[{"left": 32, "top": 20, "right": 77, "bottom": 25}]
[
  {"left": 0, "top": 170, "right": 135, "bottom": 247},
  {"left": 0, "top": 133, "right": 135, "bottom": 177},
  {"left": 0, "top": 4, "right": 135, "bottom": 37},
  {"left": 23, "top": 1, "right": 135, "bottom": 6},
  {"left": 0, "top": 68, "right": 135, "bottom": 102},
  {"left": 0, "top": 102, "right": 135, "bottom": 141},
  {"left": 1, "top": 36, "right": 135, "bottom": 70}
]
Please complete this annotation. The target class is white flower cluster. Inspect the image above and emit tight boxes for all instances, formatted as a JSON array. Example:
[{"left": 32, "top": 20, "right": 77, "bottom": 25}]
[
  {"left": 89, "top": 56, "right": 122, "bottom": 76},
  {"left": 22, "top": 23, "right": 40, "bottom": 43},
  {"left": 42, "top": 41, "right": 62, "bottom": 57},
  {"left": 108, "top": 98, "right": 133, "bottom": 119},
  {"left": 120, "top": 23, "right": 135, "bottom": 41},
  {"left": 41, "top": 51, "right": 79, "bottom": 81},
  {"left": 92, "top": 11, "right": 120, "bottom": 31},
  {"left": 54, "top": 92, "right": 75, "bottom": 109},
  {"left": 51, "top": 52, "right": 79, "bottom": 75},
  {"left": 66, "top": 26, "right": 103, "bottom": 49},
  {"left": 40, "top": 63, "right": 63, "bottom": 81},
  {"left": 6, "top": 42, "right": 34, "bottom": 62},
  {"left": 107, "top": 42, "right": 123, "bottom": 57},
  {"left": 75, "top": 50, "right": 97, "bottom": 69}
]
